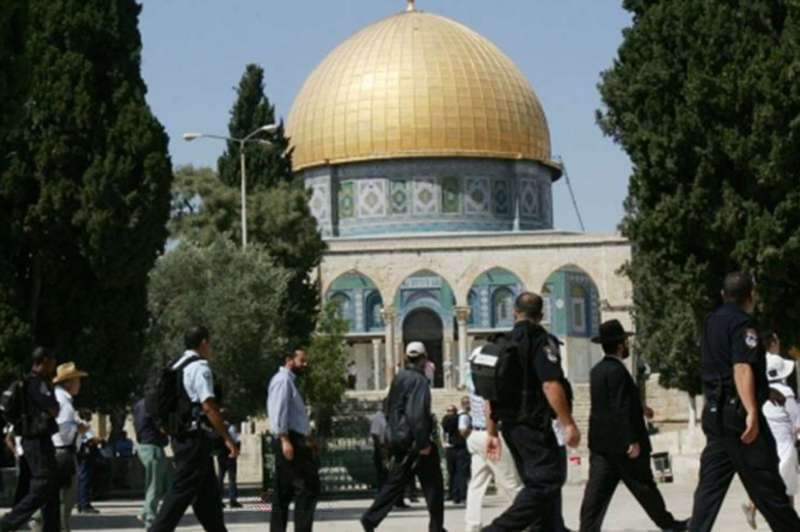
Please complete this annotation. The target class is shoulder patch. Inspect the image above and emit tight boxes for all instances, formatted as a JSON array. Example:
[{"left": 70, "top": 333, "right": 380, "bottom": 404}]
[
  {"left": 544, "top": 341, "right": 560, "bottom": 364},
  {"left": 745, "top": 328, "right": 759, "bottom": 349}
]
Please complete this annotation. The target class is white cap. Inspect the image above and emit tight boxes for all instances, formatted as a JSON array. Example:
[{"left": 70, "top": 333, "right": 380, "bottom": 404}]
[
  {"left": 405, "top": 341, "right": 427, "bottom": 358},
  {"left": 766, "top": 353, "right": 795, "bottom": 382}
]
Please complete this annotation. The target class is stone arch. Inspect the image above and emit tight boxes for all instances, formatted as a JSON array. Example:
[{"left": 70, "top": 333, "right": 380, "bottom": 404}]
[
  {"left": 466, "top": 267, "right": 526, "bottom": 330},
  {"left": 539, "top": 264, "right": 600, "bottom": 339},
  {"left": 325, "top": 270, "right": 384, "bottom": 333}
]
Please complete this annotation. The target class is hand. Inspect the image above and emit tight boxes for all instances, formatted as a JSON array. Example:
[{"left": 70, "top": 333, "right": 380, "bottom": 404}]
[
  {"left": 486, "top": 435, "right": 502, "bottom": 461},
  {"left": 626, "top": 442, "right": 641, "bottom": 459},
  {"left": 419, "top": 445, "right": 432, "bottom": 456},
  {"left": 225, "top": 439, "right": 240, "bottom": 459},
  {"left": 644, "top": 406, "right": 655, "bottom": 420},
  {"left": 741, "top": 411, "right": 759, "bottom": 445},
  {"left": 769, "top": 388, "right": 786, "bottom": 407},
  {"left": 281, "top": 438, "right": 294, "bottom": 461},
  {"left": 564, "top": 422, "right": 581, "bottom": 449}
]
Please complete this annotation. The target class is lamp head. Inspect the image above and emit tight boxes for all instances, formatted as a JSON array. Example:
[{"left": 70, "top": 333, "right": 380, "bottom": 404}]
[{"left": 182, "top": 132, "right": 203, "bottom": 142}]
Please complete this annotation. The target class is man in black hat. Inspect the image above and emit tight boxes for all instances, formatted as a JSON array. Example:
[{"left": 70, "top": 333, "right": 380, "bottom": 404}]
[
  {"left": 579, "top": 320, "right": 687, "bottom": 532},
  {"left": 689, "top": 272, "right": 800, "bottom": 531}
]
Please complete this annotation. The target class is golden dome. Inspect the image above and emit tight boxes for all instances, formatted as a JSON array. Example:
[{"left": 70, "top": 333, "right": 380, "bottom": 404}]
[{"left": 286, "top": 8, "right": 555, "bottom": 172}]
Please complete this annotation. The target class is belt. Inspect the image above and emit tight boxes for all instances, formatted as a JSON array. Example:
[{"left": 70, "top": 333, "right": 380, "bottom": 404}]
[
  {"left": 55, "top": 445, "right": 76, "bottom": 453},
  {"left": 472, "top": 427, "right": 486, "bottom": 432}
]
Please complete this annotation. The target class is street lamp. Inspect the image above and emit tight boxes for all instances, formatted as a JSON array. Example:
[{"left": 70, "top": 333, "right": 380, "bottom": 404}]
[{"left": 183, "top": 124, "right": 277, "bottom": 248}]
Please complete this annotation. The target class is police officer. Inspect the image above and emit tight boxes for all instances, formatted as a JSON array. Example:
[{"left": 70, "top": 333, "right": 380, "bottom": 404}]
[
  {"left": 0, "top": 347, "right": 61, "bottom": 532},
  {"left": 483, "top": 292, "right": 580, "bottom": 532},
  {"left": 361, "top": 341, "right": 445, "bottom": 532},
  {"left": 689, "top": 272, "right": 800, "bottom": 531},
  {"left": 149, "top": 325, "right": 239, "bottom": 532}
]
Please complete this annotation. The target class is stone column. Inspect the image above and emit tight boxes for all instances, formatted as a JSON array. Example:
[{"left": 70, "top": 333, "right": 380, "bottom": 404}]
[
  {"left": 443, "top": 335, "right": 454, "bottom": 389},
  {"left": 371, "top": 338, "right": 383, "bottom": 390},
  {"left": 455, "top": 306, "right": 471, "bottom": 388},
  {"left": 381, "top": 305, "right": 397, "bottom": 385}
]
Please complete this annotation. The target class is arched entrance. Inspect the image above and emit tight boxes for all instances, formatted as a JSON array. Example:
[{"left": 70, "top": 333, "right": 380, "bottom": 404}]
[{"left": 403, "top": 308, "right": 444, "bottom": 388}]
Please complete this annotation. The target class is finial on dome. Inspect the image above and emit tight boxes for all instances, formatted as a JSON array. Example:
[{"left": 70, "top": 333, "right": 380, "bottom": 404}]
[{"left": 406, "top": 0, "right": 416, "bottom": 12}]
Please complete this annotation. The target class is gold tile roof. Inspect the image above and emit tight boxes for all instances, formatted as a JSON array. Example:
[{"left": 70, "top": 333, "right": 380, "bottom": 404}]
[{"left": 286, "top": 9, "right": 555, "bottom": 171}]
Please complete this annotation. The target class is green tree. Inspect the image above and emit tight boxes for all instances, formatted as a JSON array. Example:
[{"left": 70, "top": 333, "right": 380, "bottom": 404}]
[
  {"left": 217, "top": 64, "right": 293, "bottom": 190},
  {"left": 146, "top": 237, "right": 291, "bottom": 420},
  {"left": 0, "top": 0, "right": 173, "bottom": 409},
  {"left": 302, "top": 301, "right": 349, "bottom": 436},
  {"left": 599, "top": 0, "right": 800, "bottom": 396}
]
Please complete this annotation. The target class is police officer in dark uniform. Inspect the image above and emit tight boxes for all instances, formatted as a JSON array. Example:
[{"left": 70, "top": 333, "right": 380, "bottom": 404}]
[
  {"left": 483, "top": 292, "right": 580, "bottom": 532},
  {"left": 689, "top": 272, "right": 800, "bottom": 531},
  {"left": 0, "top": 347, "right": 61, "bottom": 532},
  {"left": 361, "top": 341, "right": 445, "bottom": 532}
]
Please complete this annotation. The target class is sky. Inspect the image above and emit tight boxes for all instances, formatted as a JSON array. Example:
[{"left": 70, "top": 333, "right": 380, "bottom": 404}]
[{"left": 138, "top": 0, "right": 633, "bottom": 233}]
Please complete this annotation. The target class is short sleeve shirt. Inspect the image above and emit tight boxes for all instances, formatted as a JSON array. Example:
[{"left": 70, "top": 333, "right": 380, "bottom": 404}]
[{"left": 172, "top": 351, "right": 215, "bottom": 404}]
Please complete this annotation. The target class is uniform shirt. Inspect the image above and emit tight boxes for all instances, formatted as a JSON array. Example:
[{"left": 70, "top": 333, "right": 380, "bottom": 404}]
[
  {"left": 701, "top": 303, "right": 769, "bottom": 402},
  {"left": 25, "top": 373, "right": 59, "bottom": 436},
  {"left": 267, "top": 367, "right": 310, "bottom": 436},
  {"left": 458, "top": 411, "right": 472, "bottom": 433},
  {"left": 369, "top": 411, "right": 387, "bottom": 444},
  {"left": 511, "top": 320, "right": 564, "bottom": 384},
  {"left": 52, "top": 386, "right": 80, "bottom": 448},
  {"left": 172, "top": 350, "right": 215, "bottom": 404}
]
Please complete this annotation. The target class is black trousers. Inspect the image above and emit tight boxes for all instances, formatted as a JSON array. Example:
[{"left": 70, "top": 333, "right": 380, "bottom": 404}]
[
  {"left": 373, "top": 444, "right": 388, "bottom": 490},
  {"left": 149, "top": 434, "right": 227, "bottom": 532},
  {"left": 553, "top": 445, "right": 567, "bottom": 532},
  {"left": 362, "top": 446, "right": 445, "bottom": 531},
  {"left": 483, "top": 423, "right": 564, "bottom": 532},
  {"left": 690, "top": 412, "right": 800, "bottom": 532},
  {"left": 450, "top": 446, "right": 470, "bottom": 503},
  {"left": 0, "top": 437, "right": 60, "bottom": 532},
  {"left": 12, "top": 456, "right": 31, "bottom": 506},
  {"left": 217, "top": 453, "right": 239, "bottom": 503},
  {"left": 579, "top": 450, "right": 677, "bottom": 531},
  {"left": 270, "top": 433, "right": 320, "bottom": 532}
]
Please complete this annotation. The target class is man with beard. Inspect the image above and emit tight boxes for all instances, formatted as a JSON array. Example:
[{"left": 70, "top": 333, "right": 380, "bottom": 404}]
[
  {"left": 267, "top": 349, "right": 320, "bottom": 532},
  {"left": 579, "top": 320, "right": 687, "bottom": 532}
]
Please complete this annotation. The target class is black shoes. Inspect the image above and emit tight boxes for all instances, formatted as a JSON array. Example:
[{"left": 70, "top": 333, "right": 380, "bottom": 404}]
[
  {"left": 78, "top": 506, "right": 100, "bottom": 515},
  {"left": 229, "top": 501, "right": 243, "bottom": 508},
  {"left": 667, "top": 518, "right": 690, "bottom": 532},
  {"left": 361, "top": 517, "right": 376, "bottom": 531}
]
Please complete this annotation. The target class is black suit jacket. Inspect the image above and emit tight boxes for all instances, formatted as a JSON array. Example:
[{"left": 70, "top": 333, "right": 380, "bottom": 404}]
[{"left": 588, "top": 356, "right": 651, "bottom": 455}]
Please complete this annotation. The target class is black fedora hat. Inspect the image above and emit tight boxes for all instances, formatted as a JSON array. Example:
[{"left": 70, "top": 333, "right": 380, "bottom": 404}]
[{"left": 591, "top": 319, "right": 634, "bottom": 344}]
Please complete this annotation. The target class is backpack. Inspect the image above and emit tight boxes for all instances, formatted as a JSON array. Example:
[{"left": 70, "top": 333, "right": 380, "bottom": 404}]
[
  {"left": 470, "top": 338, "right": 524, "bottom": 407},
  {"left": 0, "top": 379, "right": 27, "bottom": 432},
  {"left": 145, "top": 355, "right": 201, "bottom": 436}
]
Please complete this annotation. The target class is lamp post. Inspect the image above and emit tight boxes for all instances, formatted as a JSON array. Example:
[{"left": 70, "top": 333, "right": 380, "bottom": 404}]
[{"left": 183, "top": 124, "right": 277, "bottom": 248}]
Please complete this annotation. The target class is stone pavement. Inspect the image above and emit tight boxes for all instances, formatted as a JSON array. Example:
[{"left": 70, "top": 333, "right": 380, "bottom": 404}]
[{"left": 2, "top": 478, "right": 792, "bottom": 530}]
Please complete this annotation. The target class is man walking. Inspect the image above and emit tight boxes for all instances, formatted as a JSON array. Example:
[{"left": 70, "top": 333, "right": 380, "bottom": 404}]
[
  {"left": 578, "top": 320, "right": 687, "bottom": 532},
  {"left": 0, "top": 347, "right": 61, "bottom": 532},
  {"left": 149, "top": 325, "right": 240, "bottom": 532},
  {"left": 267, "top": 349, "right": 320, "bottom": 532},
  {"left": 361, "top": 342, "right": 445, "bottom": 532},
  {"left": 133, "top": 398, "right": 169, "bottom": 529},
  {"left": 464, "top": 345, "right": 523, "bottom": 532},
  {"left": 482, "top": 292, "right": 580, "bottom": 532},
  {"left": 369, "top": 403, "right": 389, "bottom": 491},
  {"left": 690, "top": 273, "right": 800, "bottom": 531},
  {"left": 217, "top": 418, "right": 241, "bottom": 508}
]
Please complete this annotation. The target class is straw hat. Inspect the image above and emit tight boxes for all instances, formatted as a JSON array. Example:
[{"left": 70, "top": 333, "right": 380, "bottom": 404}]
[{"left": 53, "top": 362, "right": 89, "bottom": 384}]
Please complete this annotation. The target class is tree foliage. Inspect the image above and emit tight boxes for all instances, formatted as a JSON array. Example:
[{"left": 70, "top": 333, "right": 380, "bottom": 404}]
[
  {"left": 302, "top": 301, "right": 349, "bottom": 436},
  {"left": 0, "top": 0, "right": 173, "bottom": 409},
  {"left": 146, "top": 237, "right": 291, "bottom": 420},
  {"left": 599, "top": 0, "right": 800, "bottom": 394},
  {"left": 217, "top": 64, "right": 293, "bottom": 190}
]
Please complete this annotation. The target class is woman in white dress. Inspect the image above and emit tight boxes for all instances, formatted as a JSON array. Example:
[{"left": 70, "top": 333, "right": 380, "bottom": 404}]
[{"left": 742, "top": 333, "right": 800, "bottom": 529}]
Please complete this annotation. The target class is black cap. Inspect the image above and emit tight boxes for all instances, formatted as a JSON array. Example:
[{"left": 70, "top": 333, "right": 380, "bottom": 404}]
[{"left": 591, "top": 319, "right": 634, "bottom": 344}]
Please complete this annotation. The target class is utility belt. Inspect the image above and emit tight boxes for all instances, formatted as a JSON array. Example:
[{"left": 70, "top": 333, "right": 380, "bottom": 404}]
[{"left": 703, "top": 378, "right": 748, "bottom": 438}]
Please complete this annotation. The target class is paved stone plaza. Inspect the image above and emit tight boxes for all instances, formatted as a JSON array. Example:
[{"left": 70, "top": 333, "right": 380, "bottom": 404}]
[{"left": 3, "top": 479, "right": 788, "bottom": 531}]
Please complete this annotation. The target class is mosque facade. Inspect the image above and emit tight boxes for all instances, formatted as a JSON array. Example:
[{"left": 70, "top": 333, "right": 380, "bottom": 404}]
[{"left": 285, "top": 1, "right": 633, "bottom": 391}]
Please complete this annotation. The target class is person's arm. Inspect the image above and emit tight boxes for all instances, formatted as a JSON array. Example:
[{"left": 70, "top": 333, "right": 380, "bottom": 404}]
[
  {"left": 202, "top": 398, "right": 239, "bottom": 458},
  {"left": 542, "top": 380, "right": 580, "bottom": 448},
  {"left": 458, "top": 413, "right": 472, "bottom": 439},
  {"left": 485, "top": 402, "right": 502, "bottom": 460},
  {"left": 734, "top": 363, "right": 759, "bottom": 444}
]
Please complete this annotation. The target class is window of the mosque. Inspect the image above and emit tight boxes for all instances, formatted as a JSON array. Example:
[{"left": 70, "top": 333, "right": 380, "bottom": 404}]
[
  {"left": 468, "top": 290, "right": 479, "bottom": 326},
  {"left": 365, "top": 291, "right": 384, "bottom": 331},
  {"left": 570, "top": 284, "right": 587, "bottom": 334},
  {"left": 331, "top": 292, "right": 353, "bottom": 326},
  {"left": 492, "top": 288, "right": 514, "bottom": 328}
]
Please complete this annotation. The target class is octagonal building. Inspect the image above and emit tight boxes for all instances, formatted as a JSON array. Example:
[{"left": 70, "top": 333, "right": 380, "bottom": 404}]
[{"left": 286, "top": 2, "right": 633, "bottom": 392}]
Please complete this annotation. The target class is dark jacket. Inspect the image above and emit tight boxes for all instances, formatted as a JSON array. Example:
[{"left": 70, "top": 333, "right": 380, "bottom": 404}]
[
  {"left": 588, "top": 356, "right": 651, "bottom": 455},
  {"left": 386, "top": 364, "right": 433, "bottom": 453},
  {"left": 133, "top": 399, "right": 168, "bottom": 447}
]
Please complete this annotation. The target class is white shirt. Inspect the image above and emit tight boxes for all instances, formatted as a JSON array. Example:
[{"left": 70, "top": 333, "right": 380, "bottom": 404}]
[
  {"left": 458, "top": 411, "right": 472, "bottom": 432},
  {"left": 228, "top": 423, "right": 241, "bottom": 444},
  {"left": 172, "top": 350, "right": 215, "bottom": 404},
  {"left": 763, "top": 383, "right": 800, "bottom": 451},
  {"left": 52, "top": 386, "right": 81, "bottom": 448}
]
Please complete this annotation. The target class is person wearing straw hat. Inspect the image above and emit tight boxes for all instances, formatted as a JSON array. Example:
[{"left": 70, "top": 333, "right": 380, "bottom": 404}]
[
  {"left": 579, "top": 320, "right": 687, "bottom": 532},
  {"left": 30, "top": 362, "right": 89, "bottom": 532},
  {"left": 741, "top": 332, "right": 800, "bottom": 529}
]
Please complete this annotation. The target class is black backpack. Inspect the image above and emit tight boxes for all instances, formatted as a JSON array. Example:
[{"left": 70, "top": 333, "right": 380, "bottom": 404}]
[
  {"left": 145, "top": 355, "right": 200, "bottom": 436},
  {"left": 470, "top": 337, "right": 524, "bottom": 407}
]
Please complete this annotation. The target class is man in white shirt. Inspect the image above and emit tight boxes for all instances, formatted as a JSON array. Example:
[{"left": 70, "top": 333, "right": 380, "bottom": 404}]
[
  {"left": 149, "top": 325, "right": 239, "bottom": 532},
  {"left": 31, "top": 362, "right": 89, "bottom": 532}
]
